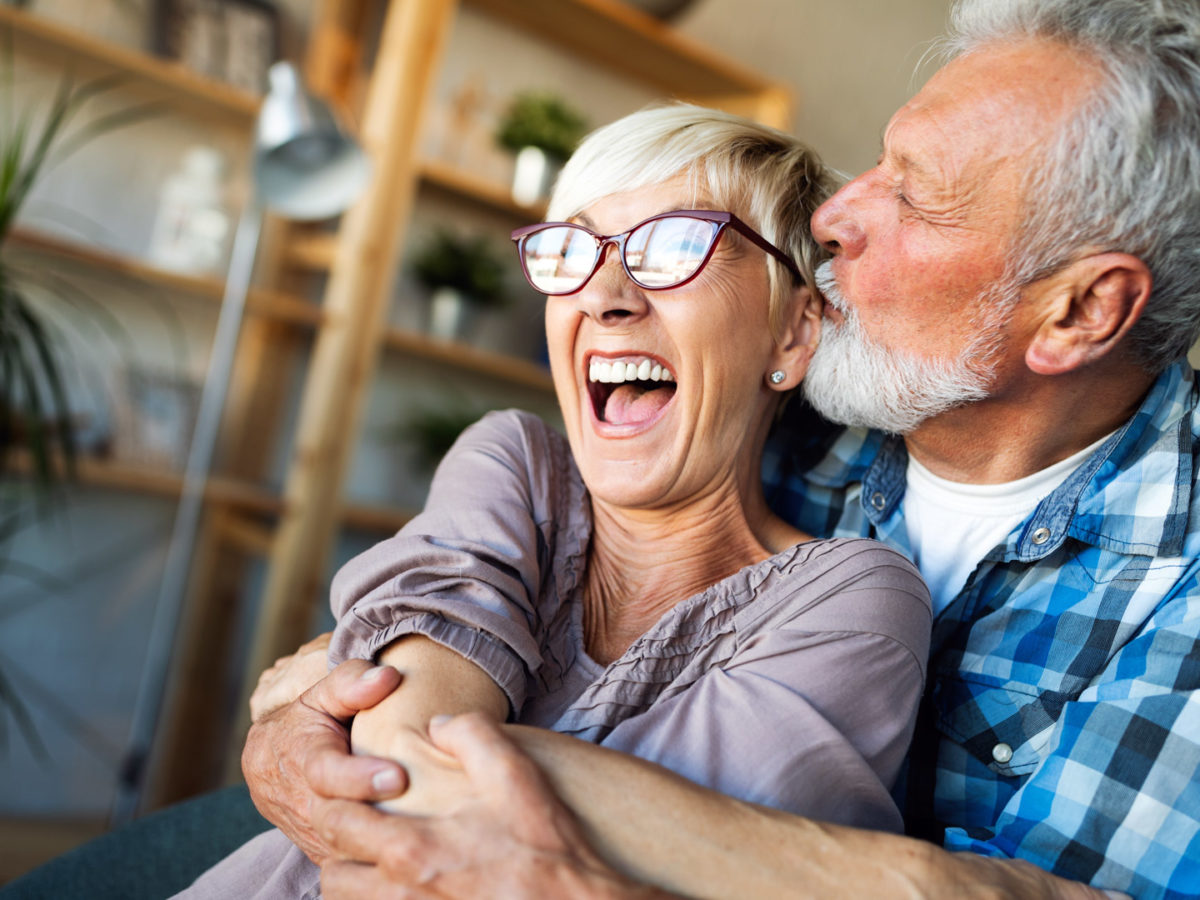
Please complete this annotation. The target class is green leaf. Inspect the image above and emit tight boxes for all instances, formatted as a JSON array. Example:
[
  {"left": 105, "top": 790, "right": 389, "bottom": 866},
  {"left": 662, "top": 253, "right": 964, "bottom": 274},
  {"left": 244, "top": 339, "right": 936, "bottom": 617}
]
[
  {"left": 13, "top": 299, "right": 76, "bottom": 475},
  {"left": 13, "top": 265, "right": 137, "bottom": 361},
  {"left": 0, "top": 60, "right": 161, "bottom": 493}
]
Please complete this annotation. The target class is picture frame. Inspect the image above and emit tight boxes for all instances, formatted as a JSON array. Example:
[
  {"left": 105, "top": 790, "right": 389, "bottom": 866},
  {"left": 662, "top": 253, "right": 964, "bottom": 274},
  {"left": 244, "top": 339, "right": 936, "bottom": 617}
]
[{"left": 154, "top": 0, "right": 279, "bottom": 94}]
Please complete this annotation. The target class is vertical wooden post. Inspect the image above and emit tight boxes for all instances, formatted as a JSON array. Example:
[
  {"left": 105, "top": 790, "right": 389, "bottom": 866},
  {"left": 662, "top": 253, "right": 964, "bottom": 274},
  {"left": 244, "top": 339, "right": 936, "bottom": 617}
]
[
  {"left": 233, "top": 0, "right": 460, "bottom": 746},
  {"left": 304, "top": 0, "right": 372, "bottom": 111}
]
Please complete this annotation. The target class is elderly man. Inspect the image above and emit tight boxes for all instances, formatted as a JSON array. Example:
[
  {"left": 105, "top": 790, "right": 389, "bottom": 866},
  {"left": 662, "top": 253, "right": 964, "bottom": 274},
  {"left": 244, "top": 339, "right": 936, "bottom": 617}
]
[{"left": 242, "top": 0, "right": 1200, "bottom": 897}]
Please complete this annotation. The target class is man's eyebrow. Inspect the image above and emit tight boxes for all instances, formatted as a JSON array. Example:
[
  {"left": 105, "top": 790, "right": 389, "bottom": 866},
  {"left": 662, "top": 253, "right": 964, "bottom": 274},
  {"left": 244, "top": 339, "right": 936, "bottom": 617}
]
[
  {"left": 897, "top": 152, "right": 933, "bottom": 178},
  {"left": 880, "top": 139, "right": 934, "bottom": 183}
]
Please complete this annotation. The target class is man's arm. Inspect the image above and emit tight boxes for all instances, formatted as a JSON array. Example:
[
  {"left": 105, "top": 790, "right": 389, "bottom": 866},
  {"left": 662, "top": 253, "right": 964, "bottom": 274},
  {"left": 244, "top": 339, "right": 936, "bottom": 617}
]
[
  {"left": 241, "top": 634, "right": 507, "bottom": 862},
  {"left": 317, "top": 714, "right": 1111, "bottom": 900},
  {"left": 241, "top": 659, "right": 406, "bottom": 864}
]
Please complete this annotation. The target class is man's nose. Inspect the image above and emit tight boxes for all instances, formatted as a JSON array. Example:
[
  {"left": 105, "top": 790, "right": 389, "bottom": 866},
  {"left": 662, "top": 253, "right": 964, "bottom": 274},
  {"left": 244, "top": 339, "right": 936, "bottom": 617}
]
[
  {"left": 574, "top": 244, "right": 650, "bottom": 324},
  {"left": 811, "top": 177, "right": 868, "bottom": 259}
]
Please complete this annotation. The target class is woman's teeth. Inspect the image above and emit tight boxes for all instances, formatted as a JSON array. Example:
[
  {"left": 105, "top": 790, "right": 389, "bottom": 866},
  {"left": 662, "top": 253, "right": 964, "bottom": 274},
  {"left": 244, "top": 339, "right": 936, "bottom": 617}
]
[{"left": 588, "top": 357, "right": 675, "bottom": 384}]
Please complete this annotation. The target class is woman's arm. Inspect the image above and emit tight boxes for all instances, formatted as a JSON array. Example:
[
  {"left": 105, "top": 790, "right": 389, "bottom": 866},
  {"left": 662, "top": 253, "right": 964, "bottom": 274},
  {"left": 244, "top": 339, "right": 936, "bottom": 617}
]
[{"left": 350, "top": 635, "right": 507, "bottom": 816}]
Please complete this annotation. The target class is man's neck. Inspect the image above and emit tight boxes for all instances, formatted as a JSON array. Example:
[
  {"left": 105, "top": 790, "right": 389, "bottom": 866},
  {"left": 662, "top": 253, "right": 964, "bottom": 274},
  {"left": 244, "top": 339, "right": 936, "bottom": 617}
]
[{"left": 903, "top": 364, "right": 1156, "bottom": 484}]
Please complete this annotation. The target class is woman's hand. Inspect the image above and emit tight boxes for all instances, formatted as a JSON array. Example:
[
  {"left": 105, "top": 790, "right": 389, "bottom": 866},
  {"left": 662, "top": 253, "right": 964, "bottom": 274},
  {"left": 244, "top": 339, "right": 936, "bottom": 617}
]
[
  {"left": 250, "top": 631, "right": 334, "bottom": 723},
  {"left": 352, "top": 711, "right": 481, "bottom": 817}
]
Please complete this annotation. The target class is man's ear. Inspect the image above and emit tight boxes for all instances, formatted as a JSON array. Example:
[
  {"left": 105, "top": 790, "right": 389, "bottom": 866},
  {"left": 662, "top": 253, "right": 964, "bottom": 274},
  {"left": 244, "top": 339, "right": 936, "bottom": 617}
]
[
  {"left": 767, "top": 285, "right": 822, "bottom": 390},
  {"left": 1025, "top": 252, "right": 1151, "bottom": 376}
]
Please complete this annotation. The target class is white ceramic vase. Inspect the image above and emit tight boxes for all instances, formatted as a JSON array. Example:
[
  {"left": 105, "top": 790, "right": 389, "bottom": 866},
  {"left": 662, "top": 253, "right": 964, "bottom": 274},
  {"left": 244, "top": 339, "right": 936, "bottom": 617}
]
[
  {"left": 428, "top": 287, "right": 477, "bottom": 341},
  {"left": 510, "top": 145, "right": 559, "bottom": 206}
]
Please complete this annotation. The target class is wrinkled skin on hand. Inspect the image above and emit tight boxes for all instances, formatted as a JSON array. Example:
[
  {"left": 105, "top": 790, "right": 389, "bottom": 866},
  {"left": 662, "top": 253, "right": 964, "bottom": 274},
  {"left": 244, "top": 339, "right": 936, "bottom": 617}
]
[
  {"left": 241, "top": 659, "right": 408, "bottom": 865},
  {"left": 249, "top": 632, "right": 334, "bottom": 723},
  {"left": 318, "top": 713, "right": 675, "bottom": 900}
]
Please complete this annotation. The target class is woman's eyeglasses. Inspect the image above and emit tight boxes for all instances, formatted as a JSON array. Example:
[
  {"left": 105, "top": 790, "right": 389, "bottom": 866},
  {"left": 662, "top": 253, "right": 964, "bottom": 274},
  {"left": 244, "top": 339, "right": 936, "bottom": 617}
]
[{"left": 510, "top": 210, "right": 801, "bottom": 296}]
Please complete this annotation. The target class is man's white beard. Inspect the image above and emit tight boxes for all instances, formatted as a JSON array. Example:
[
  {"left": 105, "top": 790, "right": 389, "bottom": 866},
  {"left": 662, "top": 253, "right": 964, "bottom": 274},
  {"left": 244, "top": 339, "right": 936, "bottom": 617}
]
[{"left": 803, "top": 261, "right": 1014, "bottom": 435}]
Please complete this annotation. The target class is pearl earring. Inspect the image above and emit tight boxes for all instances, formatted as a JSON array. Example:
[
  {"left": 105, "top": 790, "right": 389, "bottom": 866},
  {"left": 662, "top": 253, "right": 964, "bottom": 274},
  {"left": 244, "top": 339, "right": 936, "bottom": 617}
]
[{"left": 769, "top": 370, "right": 786, "bottom": 385}]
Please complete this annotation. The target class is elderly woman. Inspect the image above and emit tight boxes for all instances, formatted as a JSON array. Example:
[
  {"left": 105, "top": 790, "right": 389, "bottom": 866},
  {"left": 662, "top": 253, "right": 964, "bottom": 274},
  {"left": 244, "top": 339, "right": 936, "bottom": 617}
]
[{"left": 177, "top": 103, "right": 930, "bottom": 898}]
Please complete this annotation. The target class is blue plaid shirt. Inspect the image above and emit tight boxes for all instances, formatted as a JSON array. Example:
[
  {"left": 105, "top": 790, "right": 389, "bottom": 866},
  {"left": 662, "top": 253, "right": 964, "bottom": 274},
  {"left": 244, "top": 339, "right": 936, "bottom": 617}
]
[{"left": 763, "top": 361, "right": 1200, "bottom": 899}]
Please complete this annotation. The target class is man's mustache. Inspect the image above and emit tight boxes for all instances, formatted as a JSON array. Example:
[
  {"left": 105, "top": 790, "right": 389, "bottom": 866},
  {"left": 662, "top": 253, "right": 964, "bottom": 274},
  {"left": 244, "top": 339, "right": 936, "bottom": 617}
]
[{"left": 814, "top": 261, "right": 848, "bottom": 317}]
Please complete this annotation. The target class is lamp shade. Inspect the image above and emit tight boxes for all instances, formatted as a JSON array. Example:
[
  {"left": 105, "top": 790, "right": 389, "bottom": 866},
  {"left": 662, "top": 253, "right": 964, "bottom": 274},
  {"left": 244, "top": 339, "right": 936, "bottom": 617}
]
[{"left": 253, "top": 62, "right": 370, "bottom": 220}]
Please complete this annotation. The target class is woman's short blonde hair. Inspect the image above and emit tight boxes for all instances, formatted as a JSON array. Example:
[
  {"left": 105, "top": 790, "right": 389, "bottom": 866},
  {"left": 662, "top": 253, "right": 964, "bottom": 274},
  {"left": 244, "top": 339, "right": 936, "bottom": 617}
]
[{"left": 547, "top": 103, "right": 837, "bottom": 338}]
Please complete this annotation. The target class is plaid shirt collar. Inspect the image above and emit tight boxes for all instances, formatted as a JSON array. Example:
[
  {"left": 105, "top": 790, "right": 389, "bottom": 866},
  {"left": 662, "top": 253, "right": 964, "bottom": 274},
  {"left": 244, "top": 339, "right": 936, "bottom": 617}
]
[{"left": 792, "top": 360, "right": 1196, "bottom": 560}]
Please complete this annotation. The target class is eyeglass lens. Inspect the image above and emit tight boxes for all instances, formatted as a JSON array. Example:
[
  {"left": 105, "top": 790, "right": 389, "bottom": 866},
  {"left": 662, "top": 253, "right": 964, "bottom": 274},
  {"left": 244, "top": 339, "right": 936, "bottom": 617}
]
[{"left": 519, "top": 216, "right": 721, "bottom": 294}]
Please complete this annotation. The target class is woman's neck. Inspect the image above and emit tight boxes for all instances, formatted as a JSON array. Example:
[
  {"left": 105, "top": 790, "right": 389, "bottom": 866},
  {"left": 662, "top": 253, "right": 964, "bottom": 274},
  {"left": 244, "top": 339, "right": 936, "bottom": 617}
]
[{"left": 581, "top": 489, "right": 806, "bottom": 664}]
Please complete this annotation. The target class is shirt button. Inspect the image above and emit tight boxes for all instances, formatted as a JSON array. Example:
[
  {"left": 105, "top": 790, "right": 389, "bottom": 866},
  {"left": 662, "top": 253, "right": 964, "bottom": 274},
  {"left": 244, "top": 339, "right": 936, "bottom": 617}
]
[
  {"left": 870, "top": 491, "right": 887, "bottom": 511},
  {"left": 992, "top": 742, "right": 1014, "bottom": 764},
  {"left": 1031, "top": 527, "right": 1051, "bottom": 545}
]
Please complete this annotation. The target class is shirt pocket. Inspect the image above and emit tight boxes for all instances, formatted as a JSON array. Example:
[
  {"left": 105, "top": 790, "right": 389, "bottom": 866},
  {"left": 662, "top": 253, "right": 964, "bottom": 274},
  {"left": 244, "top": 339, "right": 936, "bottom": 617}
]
[{"left": 928, "top": 671, "right": 1073, "bottom": 777}]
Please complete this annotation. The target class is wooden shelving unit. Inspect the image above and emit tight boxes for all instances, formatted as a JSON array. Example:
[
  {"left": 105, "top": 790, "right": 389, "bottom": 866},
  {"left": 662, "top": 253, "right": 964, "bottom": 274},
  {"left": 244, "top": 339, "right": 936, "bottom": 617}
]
[
  {"left": 6, "top": 227, "right": 554, "bottom": 391},
  {"left": 463, "top": 0, "right": 791, "bottom": 127},
  {"left": 0, "top": 5, "right": 259, "bottom": 122},
  {"left": 6, "top": 229, "right": 324, "bottom": 328},
  {"left": 384, "top": 326, "right": 554, "bottom": 392},
  {"left": 282, "top": 157, "right": 545, "bottom": 273},
  {"left": 420, "top": 156, "right": 546, "bottom": 219},
  {"left": 6, "top": 448, "right": 415, "bottom": 538}
]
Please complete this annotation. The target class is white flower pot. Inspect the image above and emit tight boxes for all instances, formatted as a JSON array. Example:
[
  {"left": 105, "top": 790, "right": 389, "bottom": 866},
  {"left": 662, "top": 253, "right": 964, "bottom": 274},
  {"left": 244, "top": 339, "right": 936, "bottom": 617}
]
[
  {"left": 428, "top": 287, "right": 478, "bottom": 341},
  {"left": 511, "top": 145, "right": 559, "bottom": 206}
]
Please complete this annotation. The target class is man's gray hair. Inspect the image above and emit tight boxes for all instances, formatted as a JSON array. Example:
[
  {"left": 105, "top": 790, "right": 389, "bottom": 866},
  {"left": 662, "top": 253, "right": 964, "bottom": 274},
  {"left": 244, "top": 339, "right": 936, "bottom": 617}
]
[{"left": 941, "top": 0, "right": 1200, "bottom": 372}]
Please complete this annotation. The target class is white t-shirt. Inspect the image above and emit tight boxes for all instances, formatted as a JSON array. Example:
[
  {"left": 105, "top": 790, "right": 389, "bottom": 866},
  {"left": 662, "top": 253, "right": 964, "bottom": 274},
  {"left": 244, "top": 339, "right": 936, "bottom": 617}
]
[{"left": 904, "top": 433, "right": 1114, "bottom": 617}]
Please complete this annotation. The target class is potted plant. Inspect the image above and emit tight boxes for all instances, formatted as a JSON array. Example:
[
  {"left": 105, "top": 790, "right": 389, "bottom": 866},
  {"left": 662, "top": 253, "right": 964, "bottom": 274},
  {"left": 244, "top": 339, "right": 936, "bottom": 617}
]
[
  {"left": 411, "top": 228, "right": 509, "bottom": 341},
  {"left": 394, "top": 399, "right": 488, "bottom": 473},
  {"left": 0, "top": 68, "right": 155, "bottom": 750},
  {"left": 494, "top": 91, "right": 587, "bottom": 205},
  {"left": 1, "top": 72, "right": 155, "bottom": 486}
]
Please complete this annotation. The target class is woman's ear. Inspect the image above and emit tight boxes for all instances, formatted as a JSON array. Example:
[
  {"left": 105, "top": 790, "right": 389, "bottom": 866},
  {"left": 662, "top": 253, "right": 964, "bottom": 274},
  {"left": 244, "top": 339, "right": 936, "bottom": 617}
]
[
  {"left": 766, "top": 285, "right": 822, "bottom": 390},
  {"left": 1026, "top": 253, "right": 1151, "bottom": 375}
]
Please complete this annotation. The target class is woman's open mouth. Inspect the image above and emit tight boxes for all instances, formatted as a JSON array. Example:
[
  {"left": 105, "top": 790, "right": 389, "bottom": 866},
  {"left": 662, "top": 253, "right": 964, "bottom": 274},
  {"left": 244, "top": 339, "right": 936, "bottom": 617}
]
[{"left": 587, "top": 355, "right": 677, "bottom": 426}]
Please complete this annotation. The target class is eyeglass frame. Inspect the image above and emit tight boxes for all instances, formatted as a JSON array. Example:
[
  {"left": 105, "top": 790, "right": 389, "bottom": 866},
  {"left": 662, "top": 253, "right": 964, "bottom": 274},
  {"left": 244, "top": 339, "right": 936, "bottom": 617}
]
[{"left": 510, "top": 209, "right": 802, "bottom": 296}]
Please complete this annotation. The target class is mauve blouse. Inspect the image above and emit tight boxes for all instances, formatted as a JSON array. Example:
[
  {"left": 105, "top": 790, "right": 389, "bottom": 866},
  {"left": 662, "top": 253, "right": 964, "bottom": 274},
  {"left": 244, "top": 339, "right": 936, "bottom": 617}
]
[{"left": 177, "top": 410, "right": 931, "bottom": 899}]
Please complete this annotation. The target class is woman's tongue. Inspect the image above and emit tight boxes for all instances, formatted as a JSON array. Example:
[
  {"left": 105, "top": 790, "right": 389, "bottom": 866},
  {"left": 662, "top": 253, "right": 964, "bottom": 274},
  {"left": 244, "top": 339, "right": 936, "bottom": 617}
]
[{"left": 603, "top": 383, "right": 673, "bottom": 425}]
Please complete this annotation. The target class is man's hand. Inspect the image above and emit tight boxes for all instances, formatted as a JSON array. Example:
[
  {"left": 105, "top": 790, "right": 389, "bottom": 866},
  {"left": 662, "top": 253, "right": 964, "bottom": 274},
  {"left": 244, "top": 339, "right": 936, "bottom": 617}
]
[
  {"left": 249, "top": 631, "right": 334, "bottom": 723},
  {"left": 241, "top": 659, "right": 408, "bottom": 865},
  {"left": 317, "top": 713, "right": 676, "bottom": 899}
]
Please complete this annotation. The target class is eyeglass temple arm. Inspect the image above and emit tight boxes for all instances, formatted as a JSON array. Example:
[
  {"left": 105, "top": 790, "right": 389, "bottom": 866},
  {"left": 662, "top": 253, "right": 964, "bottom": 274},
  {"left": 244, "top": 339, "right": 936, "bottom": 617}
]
[{"left": 726, "top": 217, "right": 802, "bottom": 283}]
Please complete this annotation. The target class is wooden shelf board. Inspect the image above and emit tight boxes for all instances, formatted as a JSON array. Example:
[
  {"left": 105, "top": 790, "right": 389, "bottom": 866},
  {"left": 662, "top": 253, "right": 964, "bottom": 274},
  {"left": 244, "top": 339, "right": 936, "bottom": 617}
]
[
  {"left": 339, "top": 501, "right": 415, "bottom": 535},
  {"left": 6, "top": 229, "right": 324, "bottom": 329},
  {"left": 464, "top": 0, "right": 781, "bottom": 97},
  {"left": 282, "top": 230, "right": 338, "bottom": 271},
  {"left": 6, "top": 450, "right": 281, "bottom": 513},
  {"left": 0, "top": 5, "right": 260, "bottom": 122},
  {"left": 6, "top": 451, "right": 416, "bottom": 536},
  {"left": 285, "top": 161, "right": 543, "bottom": 272},
  {"left": 419, "top": 157, "right": 545, "bottom": 219},
  {"left": 383, "top": 326, "right": 554, "bottom": 393},
  {"left": 216, "top": 510, "right": 276, "bottom": 555}
]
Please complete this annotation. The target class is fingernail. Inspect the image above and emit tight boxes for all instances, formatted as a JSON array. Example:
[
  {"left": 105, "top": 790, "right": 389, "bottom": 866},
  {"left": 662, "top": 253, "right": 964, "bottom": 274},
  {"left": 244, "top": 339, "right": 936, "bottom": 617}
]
[
  {"left": 429, "top": 714, "right": 452, "bottom": 730},
  {"left": 372, "top": 768, "right": 401, "bottom": 793},
  {"left": 359, "top": 666, "right": 388, "bottom": 682}
]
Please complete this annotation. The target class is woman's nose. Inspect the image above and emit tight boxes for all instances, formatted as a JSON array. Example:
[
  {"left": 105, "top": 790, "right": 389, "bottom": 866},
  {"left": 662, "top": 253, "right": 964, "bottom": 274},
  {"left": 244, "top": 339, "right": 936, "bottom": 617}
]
[
  {"left": 811, "top": 177, "right": 868, "bottom": 259},
  {"left": 574, "top": 244, "right": 650, "bottom": 324}
]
